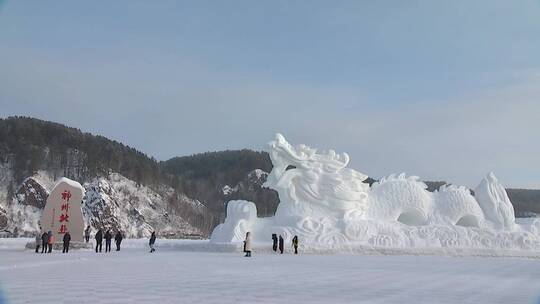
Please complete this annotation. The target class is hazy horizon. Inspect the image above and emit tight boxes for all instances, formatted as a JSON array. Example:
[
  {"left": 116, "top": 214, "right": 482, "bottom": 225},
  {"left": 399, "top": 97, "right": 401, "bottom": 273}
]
[{"left": 1, "top": 1, "right": 539, "bottom": 188}]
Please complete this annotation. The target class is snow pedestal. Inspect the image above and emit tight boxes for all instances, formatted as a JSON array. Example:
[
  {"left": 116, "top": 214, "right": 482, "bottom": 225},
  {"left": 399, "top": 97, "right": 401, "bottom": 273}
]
[
  {"left": 25, "top": 241, "right": 93, "bottom": 250},
  {"left": 211, "top": 134, "right": 540, "bottom": 255}
]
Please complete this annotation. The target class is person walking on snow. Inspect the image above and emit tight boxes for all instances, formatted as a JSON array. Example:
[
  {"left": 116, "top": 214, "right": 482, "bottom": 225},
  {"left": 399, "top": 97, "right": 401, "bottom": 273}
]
[
  {"left": 63, "top": 232, "right": 71, "bottom": 253},
  {"left": 84, "top": 226, "right": 91, "bottom": 243},
  {"left": 292, "top": 235, "right": 299, "bottom": 254},
  {"left": 35, "top": 232, "right": 41, "bottom": 253},
  {"left": 243, "top": 232, "right": 252, "bottom": 257},
  {"left": 95, "top": 229, "right": 103, "bottom": 253},
  {"left": 149, "top": 231, "right": 156, "bottom": 253},
  {"left": 41, "top": 232, "right": 48, "bottom": 254},
  {"left": 47, "top": 231, "right": 54, "bottom": 253},
  {"left": 272, "top": 234, "right": 278, "bottom": 252},
  {"left": 104, "top": 230, "right": 112, "bottom": 252},
  {"left": 114, "top": 231, "right": 123, "bottom": 251},
  {"left": 278, "top": 235, "right": 284, "bottom": 254}
]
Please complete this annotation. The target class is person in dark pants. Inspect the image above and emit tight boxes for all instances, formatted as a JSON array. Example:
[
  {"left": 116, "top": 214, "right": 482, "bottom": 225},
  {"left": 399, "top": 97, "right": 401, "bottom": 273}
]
[
  {"left": 47, "top": 231, "right": 54, "bottom": 253},
  {"left": 292, "top": 235, "right": 299, "bottom": 254},
  {"left": 62, "top": 232, "right": 71, "bottom": 253},
  {"left": 272, "top": 234, "right": 278, "bottom": 252},
  {"left": 41, "top": 232, "right": 48, "bottom": 254},
  {"left": 278, "top": 235, "right": 284, "bottom": 254},
  {"left": 35, "top": 233, "right": 41, "bottom": 253},
  {"left": 84, "top": 226, "right": 91, "bottom": 243},
  {"left": 114, "top": 231, "right": 123, "bottom": 251},
  {"left": 149, "top": 231, "right": 156, "bottom": 253},
  {"left": 95, "top": 229, "right": 103, "bottom": 253},
  {"left": 104, "top": 230, "right": 112, "bottom": 252}
]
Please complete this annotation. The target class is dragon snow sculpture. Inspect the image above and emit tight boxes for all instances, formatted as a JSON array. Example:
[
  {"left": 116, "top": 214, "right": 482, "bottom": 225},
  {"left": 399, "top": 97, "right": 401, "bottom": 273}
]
[{"left": 211, "top": 134, "right": 539, "bottom": 253}]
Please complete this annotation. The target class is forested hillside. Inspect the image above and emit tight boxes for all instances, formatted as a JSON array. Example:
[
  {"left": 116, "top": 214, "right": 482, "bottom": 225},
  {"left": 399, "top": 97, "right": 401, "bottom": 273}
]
[{"left": 0, "top": 117, "right": 278, "bottom": 236}]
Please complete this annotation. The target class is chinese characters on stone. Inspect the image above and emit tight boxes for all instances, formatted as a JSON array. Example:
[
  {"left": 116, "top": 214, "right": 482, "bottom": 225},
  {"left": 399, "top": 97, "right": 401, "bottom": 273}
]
[{"left": 58, "top": 190, "right": 71, "bottom": 234}]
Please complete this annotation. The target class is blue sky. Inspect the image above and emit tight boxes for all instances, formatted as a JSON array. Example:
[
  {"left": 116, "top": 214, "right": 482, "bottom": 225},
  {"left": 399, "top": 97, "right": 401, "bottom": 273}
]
[{"left": 1, "top": 1, "right": 540, "bottom": 188}]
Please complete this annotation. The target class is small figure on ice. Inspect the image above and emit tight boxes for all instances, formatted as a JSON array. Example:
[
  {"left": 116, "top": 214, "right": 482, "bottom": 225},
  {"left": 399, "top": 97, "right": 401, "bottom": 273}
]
[
  {"left": 243, "top": 232, "right": 252, "bottom": 257},
  {"left": 63, "top": 231, "right": 71, "bottom": 253},
  {"left": 40, "top": 232, "right": 48, "bottom": 254},
  {"left": 272, "top": 233, "right": 278, "bottom": 253},
  {"left": 95, "top": 229, "right": 103, "bottom": 253},
  {"left": 292, "top": 235, "right": 299, "bottom": 254},
  {"left": 35, "top": 232, "right": 41, "bottom": 253},
  {"left": 84, "top": 225, "right": 91, "bottom": 243},
  {"left": 115, "top": 230, "right": 123, "bottom": 251},
  {"left": 149, "top": 231, "right": 156, "bottom": 253},
  {"left": 47, "top": 231, "right": 54, "bottom": 253},
  {"left": 104, "top": 229, "right": 112, "bottom": 253},
  {"left": 278, "top": 235, "right": 284, "bottom": 254}
]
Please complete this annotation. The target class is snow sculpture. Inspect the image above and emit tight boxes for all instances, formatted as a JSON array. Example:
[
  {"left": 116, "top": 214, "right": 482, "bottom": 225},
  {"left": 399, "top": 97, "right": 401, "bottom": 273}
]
[
  {"left": 266, "top": 133, "right": 369, "bottom": 219},
  {"left": 211, "top": 201, "right": 258, "bottom": 242},
  {"left": 40, "top": 178, "right": 85, "bottom": 243},
  {"left": 211, "top": 134, "right": 540, "bottom": 253},
  {"left": 474, "top": 172, "right": 516, "bottom": 230}
]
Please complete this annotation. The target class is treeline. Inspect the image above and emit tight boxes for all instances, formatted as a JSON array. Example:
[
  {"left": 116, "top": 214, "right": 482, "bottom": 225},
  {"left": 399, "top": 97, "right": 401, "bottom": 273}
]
[
  {"left": 0, "top": 116, "right": 162, "bottom": 186},
  {"left": 508, "top": 189, "right": 540, "bottom": 216},
  {"left": 161, "top": 150, "right": 273, "bottom": 214}
]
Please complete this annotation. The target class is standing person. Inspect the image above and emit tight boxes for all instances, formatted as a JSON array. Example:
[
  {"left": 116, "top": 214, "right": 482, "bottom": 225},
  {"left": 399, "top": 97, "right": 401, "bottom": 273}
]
[
  {"left": 41, "top": 232, "right": 48, "bottom": 254},
  {"left": 62, "top": 232, "right": 71, "bottom": 253},
  {"left": 95, "top": 229, "right": 103, "bottom": 253},
  {"left": 243, "top": 232, "right": 252, "bottom": 257},
  {"left": 149, "top": 231, "right": 156, "bottom": 253},
  {"left": 104, "top": 230, "right": 112, "bottom": 253},
  {"left": 114, "top": 231, "right": 123, "bottom": 251},
  {"left": 35, "top": 232, "right": 41, "bottom": 253},
  {"left": 272, "top": 234, "right": 278, "bottom": 252},
  {"left": 84, "top": 226, "right": 91, "bottom": 243},
  {"left": 292, "top": 235, "right": 299, "bottom": 255},
  {"left": 278, "top": 235, "right": 284, "bottom": 254},
  {"left": 47, "top": 231, "right": 54, "bottom": 253}
]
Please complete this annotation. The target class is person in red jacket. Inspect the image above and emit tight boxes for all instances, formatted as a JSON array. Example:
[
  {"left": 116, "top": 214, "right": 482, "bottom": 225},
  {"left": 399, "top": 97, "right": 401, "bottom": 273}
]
[{"left": 47, "top": 231, "right": 54, "bottom": 253}]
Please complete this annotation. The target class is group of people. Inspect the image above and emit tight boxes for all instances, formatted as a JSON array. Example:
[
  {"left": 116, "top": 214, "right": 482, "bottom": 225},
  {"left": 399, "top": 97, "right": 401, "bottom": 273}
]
[
  {"left": 243, "top": 232, "right": 299, "bottom": 257},
  {"left": 87, "top": 226, "right": 124, "bottom": 253},
  {"left": 35, "top": 230, "right": 72, "bottom": 253},
  {"left": 34, "top": 226, "right": 157, "bottom": 254}
]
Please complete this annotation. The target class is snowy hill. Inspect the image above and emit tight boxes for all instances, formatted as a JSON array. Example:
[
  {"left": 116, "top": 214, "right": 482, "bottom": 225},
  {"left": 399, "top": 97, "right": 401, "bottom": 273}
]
[{"left": 0, "top": 169, "right": 205, "bottom": 238}]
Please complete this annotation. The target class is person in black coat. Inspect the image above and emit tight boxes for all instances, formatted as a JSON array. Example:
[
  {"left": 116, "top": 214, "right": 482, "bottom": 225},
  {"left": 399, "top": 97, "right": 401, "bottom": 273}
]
[
  {"left": 62, "top": 232, "right": 71, "bottom": 253},
  {"left": 41, "top": 232, "right": 48, "bottom": 254},
  {"left": 272, "top": 234, "right": 278, "bottom": 252},
  {"left": 95, "top": 229, "right": 103, "bottom": 253},
  {"left": 104, "top": 230, "right": 112, "bottom": 252},
  {"left": 149, "top": 231, "right": 156, "bottom": 253},
  {"left": 278, "top": 235, "right": 284, "bottom": 254},
  {"left": 292, "top": 235, "right": 299, "bottom": 254},
  {"left": 114, "top": 231, "right": 123, "bottom": 251}
]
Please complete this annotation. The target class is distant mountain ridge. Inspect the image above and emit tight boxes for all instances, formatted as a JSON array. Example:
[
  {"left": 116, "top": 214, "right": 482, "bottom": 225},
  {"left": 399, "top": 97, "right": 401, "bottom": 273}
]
[{"left": 0, "top": 116, "right": 539, "bottom": 237}]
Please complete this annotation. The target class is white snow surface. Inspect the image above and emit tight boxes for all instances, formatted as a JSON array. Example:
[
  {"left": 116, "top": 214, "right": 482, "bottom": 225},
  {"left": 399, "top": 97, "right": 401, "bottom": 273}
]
[
  {"left": 1, "top": 239, "right": 540, "bottom": 304},
  {"left": 211, "top": 134, "right": 540, "bottom": 254}
]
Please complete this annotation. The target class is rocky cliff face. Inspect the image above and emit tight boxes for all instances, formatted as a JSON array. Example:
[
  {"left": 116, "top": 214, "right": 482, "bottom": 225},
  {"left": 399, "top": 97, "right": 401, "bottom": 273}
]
[{"left": 0, "top": 169, "right": 206, "bottom": 238}]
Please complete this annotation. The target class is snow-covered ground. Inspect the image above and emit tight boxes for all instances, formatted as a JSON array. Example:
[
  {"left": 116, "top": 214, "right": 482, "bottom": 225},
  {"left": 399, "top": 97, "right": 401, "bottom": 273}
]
[{"left": 1, "top": 239, "right": 540, "bottom": 304}]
